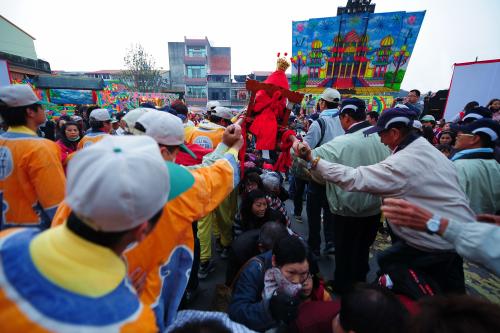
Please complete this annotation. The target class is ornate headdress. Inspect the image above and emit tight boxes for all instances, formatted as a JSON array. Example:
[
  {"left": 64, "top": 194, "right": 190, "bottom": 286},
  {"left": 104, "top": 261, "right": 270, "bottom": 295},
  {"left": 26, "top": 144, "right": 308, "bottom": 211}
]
[{"left": 276, "top": 52, "right": 290, "bottom": 72}]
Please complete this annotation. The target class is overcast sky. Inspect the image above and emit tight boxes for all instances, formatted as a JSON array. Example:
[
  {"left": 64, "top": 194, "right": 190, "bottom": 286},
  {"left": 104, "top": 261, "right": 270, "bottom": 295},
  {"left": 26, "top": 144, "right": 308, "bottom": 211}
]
[{"left": 1, "top": 0, "right": 499, "bottom": 92}]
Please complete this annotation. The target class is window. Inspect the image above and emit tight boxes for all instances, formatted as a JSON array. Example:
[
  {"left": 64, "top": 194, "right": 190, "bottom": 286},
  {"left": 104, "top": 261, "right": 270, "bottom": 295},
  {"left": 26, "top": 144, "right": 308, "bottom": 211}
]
[
  {"left": 186, "top": 86, "right": 207, "bottom": 98},
  {"left": 187, "top": 47, "right": 207, "bottom": 57},
  {"left": 209, "top": 89, "right": 229, "bottom": 101},
  {"left": 186, "top": 65, "right": 207, "bottom": 78},
  {"left": 208, "top": 75, "right": 230, "bottom": 83}
]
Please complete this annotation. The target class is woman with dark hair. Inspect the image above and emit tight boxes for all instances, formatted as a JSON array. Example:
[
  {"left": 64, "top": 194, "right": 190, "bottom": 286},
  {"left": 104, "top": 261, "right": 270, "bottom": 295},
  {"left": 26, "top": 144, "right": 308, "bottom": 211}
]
[
  {"left": 487, "top": 98, "right": 500, "bottom": 122},
  {"left": 233, "top": 189, "right": 282, "bottom": 237},
  {"left": 239, "top": 172, "right": 264, "bottom": 196},
  {"left": 56, "top": 121, "right": 82, "bottom": 166},
  {"left": 55, "top": 115, "right": 72, "bottom": 140},
  {"left": 486, "top": 98, "right": 499, "bottom": 112},
  {"left": 438, "top": 130, "right": 456, "bottom": 146}
]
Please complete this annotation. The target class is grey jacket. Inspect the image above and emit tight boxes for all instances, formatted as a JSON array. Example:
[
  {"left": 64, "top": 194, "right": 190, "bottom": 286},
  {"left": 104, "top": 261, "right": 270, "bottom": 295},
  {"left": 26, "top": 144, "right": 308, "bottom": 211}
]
[
  {"left": 313, "top": 137, "right": 475, "bottom": 251},
  {"left": 443, "top": 220, "right": 500, "bottom": 276}
]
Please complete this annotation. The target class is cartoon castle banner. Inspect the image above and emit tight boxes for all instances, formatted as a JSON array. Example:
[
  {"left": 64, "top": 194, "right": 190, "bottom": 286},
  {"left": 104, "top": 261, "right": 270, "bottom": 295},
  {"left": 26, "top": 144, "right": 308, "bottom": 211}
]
[{"left": 292, "top": 10, "right": 425, "bottom": 91}]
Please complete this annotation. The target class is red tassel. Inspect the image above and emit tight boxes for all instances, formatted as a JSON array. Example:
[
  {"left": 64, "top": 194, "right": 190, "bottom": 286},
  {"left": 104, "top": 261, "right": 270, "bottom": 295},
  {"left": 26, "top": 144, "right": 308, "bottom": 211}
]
[
  {"left": 277, "top": 52, "right": 280, "bottom": 57},
  {"left": 284, "top": 52, "right": 288, "bottom": 56}
]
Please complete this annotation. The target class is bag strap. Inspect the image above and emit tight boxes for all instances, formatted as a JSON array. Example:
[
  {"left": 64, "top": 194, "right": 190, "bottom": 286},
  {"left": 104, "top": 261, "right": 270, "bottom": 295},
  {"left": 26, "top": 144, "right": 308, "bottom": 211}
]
[
  {"left": 317, "top": 117, "right": 326, "bottom": 147},
  {"left": 230, "top": 256, "right": 265, "bottom": 291}
]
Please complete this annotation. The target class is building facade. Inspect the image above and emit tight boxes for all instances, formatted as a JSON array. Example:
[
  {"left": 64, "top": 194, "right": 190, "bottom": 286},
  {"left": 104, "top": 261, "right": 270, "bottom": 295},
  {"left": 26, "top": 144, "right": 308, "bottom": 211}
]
[
  {"left": 168, "top": 37, "right": 232, "bottom": 107},
  {"left": 0, "top": 15, "right": 51, "bottom": 85}
]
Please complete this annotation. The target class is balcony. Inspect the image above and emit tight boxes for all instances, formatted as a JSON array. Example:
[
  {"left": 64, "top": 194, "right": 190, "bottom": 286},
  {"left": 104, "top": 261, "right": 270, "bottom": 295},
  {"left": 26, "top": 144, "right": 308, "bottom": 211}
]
[
  {"left": 185, "top": 96, "right": 207, "bottom": 106},
  {"left": 184, "top": 77, "right": 207, "bottom": 85},
  {"left": 184, "top": 55, "right": 207, "bottom": 65},
  {"left": 207, "top": 81, "right": 231, "bottom": 89}
]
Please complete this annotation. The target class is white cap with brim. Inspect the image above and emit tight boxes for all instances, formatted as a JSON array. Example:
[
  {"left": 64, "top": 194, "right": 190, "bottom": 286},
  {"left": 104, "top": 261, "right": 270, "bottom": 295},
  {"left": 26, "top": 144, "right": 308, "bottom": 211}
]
[
  {"left": 212, "top": 106, "right": 233, "bottom": 120},
  {"left": 135, "top": 111, "right": 196, "bottom": 159},
  {"left": 90, "top": 108, "right": 112, "bottom": 122},
  {"left": 122, "top": 108, "right": 156, "bottom": 135},
  {"left": 65, "top": 136, "right": 194, "bottom": 232},
  {"left": 0, "top": 84, "right": 40, "bottom": 107},
  {"left": 319, "top": 88, "right": 341, "bottom": 103},
  {"left": 207, "top": 100, "right": 221, "bottom": 111}
]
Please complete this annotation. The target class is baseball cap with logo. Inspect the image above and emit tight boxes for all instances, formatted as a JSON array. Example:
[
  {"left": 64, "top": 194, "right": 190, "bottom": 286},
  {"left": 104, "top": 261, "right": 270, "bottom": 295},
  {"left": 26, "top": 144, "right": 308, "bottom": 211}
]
[
  {"left": 0, "top": 84, "right": 40, "bottom": 108},
  {"left": 451, "top": 118, "right": 500, "bottom": 142},
  {"left": 319, "top": 88, "right": 341, "bottom": 103},
  {"left": 66, "top": 136, "right": 194, "bottom": 232},
  {"left": 89, "top": 108, "right": 112, "bottom": 122},
  {"left": 135, "top": 111, "right": 196, "bottom": 158},
  {"left": 212, "top": 106, "right": 233, "bottom": 120},
  {"left": 363, "top": 108, "right": 418, "bottom": 135}
]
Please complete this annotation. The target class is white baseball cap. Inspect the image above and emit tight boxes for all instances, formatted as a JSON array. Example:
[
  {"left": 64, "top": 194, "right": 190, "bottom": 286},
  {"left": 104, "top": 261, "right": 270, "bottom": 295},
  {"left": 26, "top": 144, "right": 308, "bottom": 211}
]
[
  {"left": 135, "top": 111, "right": 196, "bottom": 158},
  {"left": 319, "top": 88, "right": 341, "bottom": 103},
  {"left": 122, "top": 107, "right": 156, "bottom": 135},
  {"left": 212, "top": 106, "right": 233, "bottom": 120},
  {"left": 90, "top": 108, "right": 111, "bottom": 122},
  {"left": 66, "top": 136, "right": 194, "bottom": 232},
  {"left": 0, "top": 84, "right": 40, "bottom": 107},
  {"left": 412, "top": 120, "right": 423, "bottom": 130},
  {"left": 206, "top": 100, "right": 221, "bottom": 111}
]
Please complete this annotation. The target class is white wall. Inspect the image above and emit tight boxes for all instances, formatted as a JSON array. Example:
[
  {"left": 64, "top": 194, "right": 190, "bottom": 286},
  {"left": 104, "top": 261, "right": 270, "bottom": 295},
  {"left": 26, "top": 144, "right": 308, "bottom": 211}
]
[{"left": 444, "top": 60, "right": 500, "bottom": 121}]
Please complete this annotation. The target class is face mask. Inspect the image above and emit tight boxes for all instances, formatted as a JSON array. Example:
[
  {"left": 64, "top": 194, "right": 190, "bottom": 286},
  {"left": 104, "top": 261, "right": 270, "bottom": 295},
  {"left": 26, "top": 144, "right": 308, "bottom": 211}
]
[{"left": 68, "top": 136, "right": 80, "bottom": 142}]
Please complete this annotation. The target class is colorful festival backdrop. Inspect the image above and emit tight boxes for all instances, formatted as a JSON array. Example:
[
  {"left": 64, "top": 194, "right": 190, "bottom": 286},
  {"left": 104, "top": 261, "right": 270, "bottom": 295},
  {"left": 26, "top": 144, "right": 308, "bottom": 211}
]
[
  {"left": 49, "top": 89, "right": 94, "bottom": 105},
  {"left": 292, "top": 10, "right": 425, "bottom": 91},
  {"left": 357, "top": 95, "right": 394, "bottom": 113},
  {"left": 96, "top": 80, "right": 183, "bottom": 112},
  {"left": 306, "top": 94, "right": 393, "bottom": 113},
  {"left": 9, "top": 78, "right": 183, "bottom": 119}
]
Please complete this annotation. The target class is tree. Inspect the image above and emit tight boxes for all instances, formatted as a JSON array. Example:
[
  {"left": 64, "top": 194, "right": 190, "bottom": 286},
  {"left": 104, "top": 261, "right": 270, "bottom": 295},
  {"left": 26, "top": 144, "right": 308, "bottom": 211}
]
[{"left": 121, "top": 44, "right": 165, "bottom": 92}]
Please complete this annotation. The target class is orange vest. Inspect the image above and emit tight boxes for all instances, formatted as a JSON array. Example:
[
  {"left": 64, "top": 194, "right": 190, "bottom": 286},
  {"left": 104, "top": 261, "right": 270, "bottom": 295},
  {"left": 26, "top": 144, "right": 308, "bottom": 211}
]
[
  {"left": 0, "top": 228, "right": 157, "bottom": 333},
  {"left": 52, "top": 155, "right": 239, "bottom": 330},
  {"left": 77, "top": 131, "right": 109, "bottom": 150},
  {"left": 0, "top": 131, "right": 65, "bottom": 229},
  {"left": 185, "top": 124, "right": 224, "bottom": 150}
]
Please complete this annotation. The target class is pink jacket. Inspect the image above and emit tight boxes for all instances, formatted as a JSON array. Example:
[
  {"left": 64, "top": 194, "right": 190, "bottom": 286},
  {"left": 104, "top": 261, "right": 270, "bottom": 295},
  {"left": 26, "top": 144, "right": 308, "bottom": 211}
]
[{"left": 56, "top": 139, "right": 77, "bottom": 166}]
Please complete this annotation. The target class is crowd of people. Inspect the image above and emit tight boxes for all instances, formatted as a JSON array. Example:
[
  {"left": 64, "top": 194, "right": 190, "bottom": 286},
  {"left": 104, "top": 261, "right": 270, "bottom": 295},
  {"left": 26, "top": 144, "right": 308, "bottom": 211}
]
[{"left": 0, "top": 82, "right": 499, "bottom": 333}]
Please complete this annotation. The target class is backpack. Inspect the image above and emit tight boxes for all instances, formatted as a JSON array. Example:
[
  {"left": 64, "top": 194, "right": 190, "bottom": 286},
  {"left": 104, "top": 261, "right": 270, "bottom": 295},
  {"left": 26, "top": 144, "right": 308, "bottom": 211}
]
[
  {"left": 212, "top": 256, "right": 265, "bottom": 312},
  {"left": 378, "top": 267, "right": 441, "bottom": 300}
]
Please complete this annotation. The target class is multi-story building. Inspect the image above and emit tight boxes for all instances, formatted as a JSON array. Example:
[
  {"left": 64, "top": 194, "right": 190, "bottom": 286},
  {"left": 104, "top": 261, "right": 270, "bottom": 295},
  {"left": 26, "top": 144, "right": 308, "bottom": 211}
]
[
  {"left": 0, "top": 15, "right": 51, "bottom": 85},
  {"left": 168, "top": 37, "right": 231, "bottom": 107}
]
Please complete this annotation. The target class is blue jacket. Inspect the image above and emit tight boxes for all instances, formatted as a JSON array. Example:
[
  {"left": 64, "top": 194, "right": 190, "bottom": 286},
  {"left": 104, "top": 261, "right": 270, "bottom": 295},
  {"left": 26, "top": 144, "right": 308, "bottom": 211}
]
[{"left": 228, "top": 251, "right": 276, "bottom": 332}]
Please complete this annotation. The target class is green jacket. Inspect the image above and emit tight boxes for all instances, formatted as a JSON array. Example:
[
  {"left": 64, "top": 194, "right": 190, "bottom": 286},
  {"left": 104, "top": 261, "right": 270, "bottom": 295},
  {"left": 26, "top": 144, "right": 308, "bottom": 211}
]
[
  {"left": 312, "top": 122, "right": 390, "bottom": 216},
  {"left": 454, "top": 158, "right": 500, "bottom": 214}
]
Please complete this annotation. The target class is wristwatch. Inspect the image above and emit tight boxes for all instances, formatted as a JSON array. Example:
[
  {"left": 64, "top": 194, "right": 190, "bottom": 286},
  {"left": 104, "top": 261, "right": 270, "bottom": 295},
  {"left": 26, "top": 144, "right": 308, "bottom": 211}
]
[{"left": 426, "top": 215, "right": 441, "bottom": 234}]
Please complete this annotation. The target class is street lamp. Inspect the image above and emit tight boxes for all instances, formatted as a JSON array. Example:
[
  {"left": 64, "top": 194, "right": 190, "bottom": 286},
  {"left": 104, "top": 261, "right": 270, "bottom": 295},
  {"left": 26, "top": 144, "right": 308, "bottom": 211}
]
[{"left": 291, "top": 50, "right": 307, "bottom": 88}]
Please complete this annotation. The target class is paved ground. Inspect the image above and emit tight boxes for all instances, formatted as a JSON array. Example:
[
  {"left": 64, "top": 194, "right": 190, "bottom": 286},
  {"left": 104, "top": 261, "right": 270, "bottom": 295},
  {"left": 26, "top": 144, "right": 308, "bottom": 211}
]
[{"left": 189, "top": 193, "right": 500, "bottom": 310}]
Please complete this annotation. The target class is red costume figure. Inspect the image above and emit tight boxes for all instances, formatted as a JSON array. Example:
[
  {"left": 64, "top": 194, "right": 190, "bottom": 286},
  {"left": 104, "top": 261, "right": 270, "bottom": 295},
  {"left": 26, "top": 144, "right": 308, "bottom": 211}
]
[{"left": 249, "top": 54, "right": 290, "bottom": 150}]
